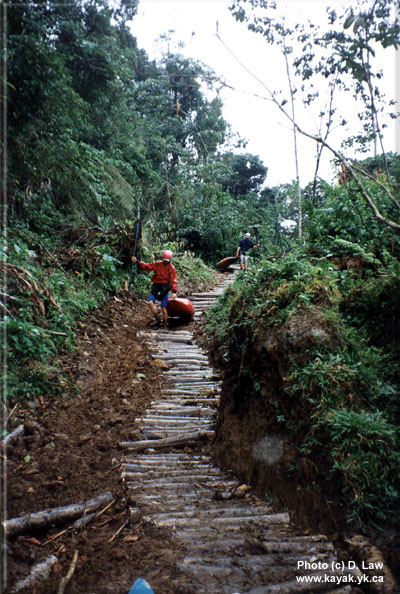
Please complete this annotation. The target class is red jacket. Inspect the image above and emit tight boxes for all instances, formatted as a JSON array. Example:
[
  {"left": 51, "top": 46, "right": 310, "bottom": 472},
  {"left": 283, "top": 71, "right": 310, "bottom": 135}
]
[{"left": 138, "top": 260, "right": 178, "bottom": 293}]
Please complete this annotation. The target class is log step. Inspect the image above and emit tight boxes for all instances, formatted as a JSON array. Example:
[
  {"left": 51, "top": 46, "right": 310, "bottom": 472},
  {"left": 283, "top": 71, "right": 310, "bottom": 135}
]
[
  {"left": 125, "top": 479, "right": 239, "bottom": 491},
  {"left": 145, "top": 512, "right": 289, "bottom": 529}
]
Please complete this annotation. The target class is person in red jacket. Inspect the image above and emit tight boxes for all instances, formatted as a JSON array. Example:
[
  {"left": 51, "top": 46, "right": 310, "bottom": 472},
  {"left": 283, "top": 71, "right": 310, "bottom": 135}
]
[{"left": 132, "top": 249, "right": 177, "bottom": 327}]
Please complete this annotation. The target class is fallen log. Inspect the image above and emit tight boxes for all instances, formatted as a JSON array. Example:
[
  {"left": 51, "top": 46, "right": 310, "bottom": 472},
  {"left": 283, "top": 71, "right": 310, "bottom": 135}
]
[
  {"left": 120, "top": 429, "right": 213, "bottom": 451},
  {"left": 9, "top": 554, "right": 58, "bottom": 593},
  {"left": 3, "top": 491, "right": 113, "bottom": 538},
  {"left": 41, "top": 510, "right": 99, "bottom": 546},
  {"left": 1, "top": 424, "right": 24, "bottom": 447},
  {"left": 72, "top": 511, "right": 97, "bottom": 530}
]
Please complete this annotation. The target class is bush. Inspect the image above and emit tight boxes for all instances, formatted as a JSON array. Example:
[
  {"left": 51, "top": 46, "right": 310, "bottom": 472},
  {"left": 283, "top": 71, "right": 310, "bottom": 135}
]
[
  {"left": 324, "top": 409, "right": 399, "bottom": 527},
  {"left": 204, "top": 249, "right": 400, "bottom": 530}
]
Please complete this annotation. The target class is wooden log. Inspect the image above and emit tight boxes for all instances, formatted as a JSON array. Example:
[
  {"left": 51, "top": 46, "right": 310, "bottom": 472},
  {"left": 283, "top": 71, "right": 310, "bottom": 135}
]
[
  {"left": 120, "top": 430, "right": 213, "bottom": 451},
  {"left": 190, "top": 292, "right": 224, "bottom": 298},
  {"left": 9, "top": 554, "right": 58, "bottom": 593},
  {"left": 160, "top": 354, "right": 206, "bottom": 361},
  {"left": 1, "top": 424, "right": 24, "bottom": 447},
  {"left": 3, "top": 491, "right": 113, "bottom": 538},
  {"left": 155, "top": 335, "right": 193, "bottom": 344},
  {"left": 72, "top": 511, "right": 97, "bottom": 529}
]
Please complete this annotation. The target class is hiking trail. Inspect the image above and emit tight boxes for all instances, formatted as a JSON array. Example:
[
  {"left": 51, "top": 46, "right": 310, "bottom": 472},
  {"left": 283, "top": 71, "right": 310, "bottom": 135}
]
[{"left": 120, "top": 273, "right": 357, "bottom": 594}]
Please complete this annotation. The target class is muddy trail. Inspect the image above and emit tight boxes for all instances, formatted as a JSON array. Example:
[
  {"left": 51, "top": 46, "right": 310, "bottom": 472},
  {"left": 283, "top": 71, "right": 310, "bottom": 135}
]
[{"left": 3, "top": 272, "right": 392, "bottom": 593}]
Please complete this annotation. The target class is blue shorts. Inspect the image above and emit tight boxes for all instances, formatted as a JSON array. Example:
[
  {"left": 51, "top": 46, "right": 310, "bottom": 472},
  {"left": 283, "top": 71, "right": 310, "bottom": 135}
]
[{"left": 148, "top": 291, "right": 169, "bottom": 308}]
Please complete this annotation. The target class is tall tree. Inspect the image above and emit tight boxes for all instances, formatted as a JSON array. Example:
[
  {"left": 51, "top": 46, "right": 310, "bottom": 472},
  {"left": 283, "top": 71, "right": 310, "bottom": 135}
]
[
  {"left": 217, "top": 152, "right": 268, "bottom": 198},
  {"left": 229, "top": 0, "right": 400, "bottom": 234}
]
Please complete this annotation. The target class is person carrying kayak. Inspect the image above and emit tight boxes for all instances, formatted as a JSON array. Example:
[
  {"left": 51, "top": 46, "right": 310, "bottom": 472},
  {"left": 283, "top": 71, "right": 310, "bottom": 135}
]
[
  {"left": 236, "top": 232, "right": 259, "bottom": 271},
  {"left": 131, "top": 249, "right": 177, "bottom": 328}
]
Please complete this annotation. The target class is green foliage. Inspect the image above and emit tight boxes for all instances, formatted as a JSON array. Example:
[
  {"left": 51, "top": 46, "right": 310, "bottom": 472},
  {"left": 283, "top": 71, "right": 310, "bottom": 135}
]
[
  {"left": 4, "top": 223, "right": 129, "bottom": 402},
  {"left": 304, "top": 170, "right": 400, "bottom": 260},
  {"left": 6, "top": 0, "right": 280, "bottom": 267},
  {"left": 5, "top": 317, "right": 64, "bottom": 401},
  {"left": 324, "top": 409, "right": 399, "bottom": 526},
  {"left": 8, "top": 318, "right": 56, "bottom": 361},
  {"left": 204, "top": 250, "right": 400, "bottom": 530},
  {"left": 173, "top": 253, "right": 214, "bottom": 288},
  {"left": 216, "top": 152, "right": 268, "bottom": 199}
]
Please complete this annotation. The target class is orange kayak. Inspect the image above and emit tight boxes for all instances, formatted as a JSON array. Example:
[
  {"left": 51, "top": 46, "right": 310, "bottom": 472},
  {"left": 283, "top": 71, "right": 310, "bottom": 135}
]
[
  {"left": 216, "top": 256, "right": 239, "bottom": 270},
  {"left": 167, "top": 297, "right": 195, "bottom": 318}
]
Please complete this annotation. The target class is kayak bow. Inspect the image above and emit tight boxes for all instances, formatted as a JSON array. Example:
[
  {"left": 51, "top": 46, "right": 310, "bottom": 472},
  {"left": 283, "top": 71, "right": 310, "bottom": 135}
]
[
  {"left": 167, "top": 297, "right": 195, "bottom": 318},
  {"left": 215, "top": 255, "right": 239, "bottom": 271}
]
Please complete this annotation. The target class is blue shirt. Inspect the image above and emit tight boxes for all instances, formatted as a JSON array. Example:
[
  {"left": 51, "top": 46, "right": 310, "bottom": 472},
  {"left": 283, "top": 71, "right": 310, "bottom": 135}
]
[{"left": 238, "top": 238, "right": 254, "bottom": 255}]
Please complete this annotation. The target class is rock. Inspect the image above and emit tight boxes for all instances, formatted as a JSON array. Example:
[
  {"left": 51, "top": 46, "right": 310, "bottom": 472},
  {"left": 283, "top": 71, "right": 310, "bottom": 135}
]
[
  {"left": 23, "top": 434, "right": 41, "bottom": 449},
  {"left": 151, "top": 358, "right": 169, "bottom": 369},
  {"left": 232, "top": 484, "right": 251, "bottom": 499},
  {"left": 24, "top": 421, "right": 41, "bottom": 436},
  {"left": 53, "top": 433, "right": 70, "bottom": 442},
  {"left": 78, "top": 433, "right": 92, "bottom": 445},
  {"left": 127, "top": 494, "right": 137, "bottom": 506},
  {"left": 129, "top": 507, "right": 141, "bottom": 520},
  {"left": 213, "top": 490, "right": 232, "bottom": 501},
  {"left": 26, "top": 400, "right": 39, "bottom": 410},
  {"left": 109, "top": 416, "right": 124, "bottom": 426},
  {"left": 128, "top": 431, "right": 141, "bottom": 441}
]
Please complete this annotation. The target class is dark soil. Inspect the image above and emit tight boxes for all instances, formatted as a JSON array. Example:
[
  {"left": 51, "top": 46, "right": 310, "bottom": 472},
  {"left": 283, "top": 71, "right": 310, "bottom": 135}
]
[{"left": 3, "top": 293, "right": 197, "bottom": 594}]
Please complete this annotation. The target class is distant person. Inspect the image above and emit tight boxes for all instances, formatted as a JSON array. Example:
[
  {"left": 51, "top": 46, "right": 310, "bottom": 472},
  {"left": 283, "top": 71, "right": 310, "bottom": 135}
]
[
  {"left": 236, "top": 232, "right": 259, "bottom": 271},
  {"left": 132, "top": 250, "right": 177, "bottom": 327}
]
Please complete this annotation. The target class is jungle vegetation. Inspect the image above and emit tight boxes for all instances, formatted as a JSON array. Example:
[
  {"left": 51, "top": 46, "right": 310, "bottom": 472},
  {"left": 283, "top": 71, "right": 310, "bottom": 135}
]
[{"left": 2, "top": 0, "right": 400, "bottom": 535}]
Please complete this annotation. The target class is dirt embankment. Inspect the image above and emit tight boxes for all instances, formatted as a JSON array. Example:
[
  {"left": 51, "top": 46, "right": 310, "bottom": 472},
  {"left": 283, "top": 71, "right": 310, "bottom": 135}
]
[{"left": 209, "top": 306, "right": 343, "bottom": 528}]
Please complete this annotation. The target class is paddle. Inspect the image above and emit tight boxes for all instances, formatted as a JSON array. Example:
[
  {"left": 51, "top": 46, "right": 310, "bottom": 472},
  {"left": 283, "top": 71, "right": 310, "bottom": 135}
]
[{"left": 128, "top": 219, "right": 142, "bottom": 290}]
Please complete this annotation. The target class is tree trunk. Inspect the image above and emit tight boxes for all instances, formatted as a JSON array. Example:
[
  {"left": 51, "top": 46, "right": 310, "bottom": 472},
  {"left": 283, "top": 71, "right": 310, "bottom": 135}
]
[{"left": 3, "top": 492, "right": 113, "bottom": 538}]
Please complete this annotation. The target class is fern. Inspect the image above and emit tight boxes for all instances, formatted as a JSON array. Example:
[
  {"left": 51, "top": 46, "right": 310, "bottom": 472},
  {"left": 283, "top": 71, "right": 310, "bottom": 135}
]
[
  {"left": 104, "top": 163, "right": 135, "bottom": 215},
  {"left": 332, "top": 239, "right": 381, "bottom": 266}
]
